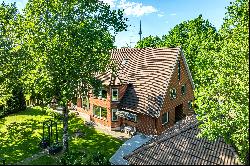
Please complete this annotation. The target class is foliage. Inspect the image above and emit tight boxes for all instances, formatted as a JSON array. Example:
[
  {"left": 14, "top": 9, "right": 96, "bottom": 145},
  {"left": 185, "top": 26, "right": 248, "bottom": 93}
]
[
  {"left": 135, "top": 35, "right": 162, "bottom": 48},
  {"left": 19, "top": 0, "right": 128, "bottom": 152},
  {"left": 21, "top": 0, "right": 128, "bottom": 104},
  {"left": 4, "top": 85, "right": 26, "bottom": 116},
  {"left": 0, "top": 2, "right": 22, "bottom": 109},
  {"left": 195, "top": 0, "right": 249, "bottom": 163},
  {"left": 60, "top": 150, "right": 109, "bottom": 165}
]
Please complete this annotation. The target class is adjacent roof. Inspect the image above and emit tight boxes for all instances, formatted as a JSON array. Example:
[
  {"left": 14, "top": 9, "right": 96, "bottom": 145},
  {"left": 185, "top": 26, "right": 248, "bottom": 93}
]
[
  {"left": 123, "top": 115, "right": 241, "bottom": 165},
  {"left": 97, "top": 47, "right": 194, "bottom": 118},
  {"left": 109, "top": 133, "right": 152, "bottom": 165}
]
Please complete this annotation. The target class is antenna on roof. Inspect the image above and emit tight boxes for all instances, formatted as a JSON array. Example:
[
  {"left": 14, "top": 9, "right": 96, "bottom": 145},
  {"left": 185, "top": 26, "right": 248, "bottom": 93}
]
[{"left": 138, "top": 20, "right": 142, "bottom": 42}]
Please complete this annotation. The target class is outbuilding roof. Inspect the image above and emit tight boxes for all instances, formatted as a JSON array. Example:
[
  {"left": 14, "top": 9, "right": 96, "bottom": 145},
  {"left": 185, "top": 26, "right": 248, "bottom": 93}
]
[{"left": 123, "top": 115, "right": 241, "bottom": 165}]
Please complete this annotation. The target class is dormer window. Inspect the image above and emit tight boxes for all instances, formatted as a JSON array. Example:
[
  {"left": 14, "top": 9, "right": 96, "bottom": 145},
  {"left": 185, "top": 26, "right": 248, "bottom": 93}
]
[
  {"left": 112, "top": 89, "right": 118, "bottom": 101},
  {"left": 177, "top": 60, "right": 181, "bottom": 80},
  {"left": 121, "top": 58, "right": 128, "bottom": 65}
]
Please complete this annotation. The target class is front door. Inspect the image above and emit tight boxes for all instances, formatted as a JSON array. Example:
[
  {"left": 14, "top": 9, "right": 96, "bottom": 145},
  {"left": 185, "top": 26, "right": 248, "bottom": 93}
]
[{"left": 175, "top": 104, "right": 185, "bottom": 123}]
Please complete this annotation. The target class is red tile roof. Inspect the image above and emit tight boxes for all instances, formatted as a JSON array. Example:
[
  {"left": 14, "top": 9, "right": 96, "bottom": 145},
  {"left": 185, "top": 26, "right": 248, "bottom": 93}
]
[
  {"left": 97, "top": 47, "right": 194, "bottom": 117},
  {"left": 123, "top": 115, "right": 241, "bottom": 165}
]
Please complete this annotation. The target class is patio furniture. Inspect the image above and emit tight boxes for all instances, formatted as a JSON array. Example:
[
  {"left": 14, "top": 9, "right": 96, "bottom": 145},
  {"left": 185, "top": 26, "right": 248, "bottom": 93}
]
[{"left": 124, "top": 126, "right": 133, "bottom": 135}]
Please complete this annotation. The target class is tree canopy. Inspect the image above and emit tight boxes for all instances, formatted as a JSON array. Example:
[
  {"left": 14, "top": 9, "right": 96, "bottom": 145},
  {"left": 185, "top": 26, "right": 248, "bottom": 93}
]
[{"left": 1, "top": 0, "right": 128, "bottom": 152}]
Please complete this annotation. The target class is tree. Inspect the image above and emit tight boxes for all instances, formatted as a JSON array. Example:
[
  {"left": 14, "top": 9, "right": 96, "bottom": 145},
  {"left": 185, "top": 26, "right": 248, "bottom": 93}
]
[
  {"left": 135, "top": 35, "right": 162, "bottom": 48},
  {"left": 23, "top": 0, "right": 127, "bottom": 152},
  {"left": 195, "top": 0, "right": 249, "bottom": 163},
  {"left": 0, "top": 2, "right": 27, "bottom": 114},
  {"left": 158, "top": 15, "right": 220, "bottom": 83}
]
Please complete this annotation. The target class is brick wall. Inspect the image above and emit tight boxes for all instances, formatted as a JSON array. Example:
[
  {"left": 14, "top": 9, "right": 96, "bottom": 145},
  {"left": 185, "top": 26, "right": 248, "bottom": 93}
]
[
  {"left": 76, "top": 55, "right": 194, "bottom": 135},
  {"left": 122, "top": 113, "right": 156, "bottom": 135},
  {"left": 156, "top": 54, "right": 194, "bottom": 134},
  {"left": 76, "top": 84, "right": 128, "bottom": 129}
]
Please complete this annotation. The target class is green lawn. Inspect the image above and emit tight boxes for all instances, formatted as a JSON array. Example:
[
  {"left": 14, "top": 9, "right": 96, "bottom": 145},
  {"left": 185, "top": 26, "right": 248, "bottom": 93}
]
[{"left": 0, "top": 106, "right": 123, "bottom": 165}]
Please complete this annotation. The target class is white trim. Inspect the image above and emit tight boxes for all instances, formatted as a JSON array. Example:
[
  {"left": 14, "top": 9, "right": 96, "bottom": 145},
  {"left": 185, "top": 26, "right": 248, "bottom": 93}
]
[
  {"left": 179, "top": 47, "right": 195, "bottom": 89},
  {"left": 111, "top": 88, "right": 119, "bottom": 101},
  {"left": 162, "top": 112, "right": 169, "bottom": 125},
  {"left": 112, "top": 109, "right": 118, "bottom": 121}
]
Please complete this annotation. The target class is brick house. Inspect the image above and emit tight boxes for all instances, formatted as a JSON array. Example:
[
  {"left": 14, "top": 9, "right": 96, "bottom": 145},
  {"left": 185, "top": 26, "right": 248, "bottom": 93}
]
[{"left": 76, "top": 47, "right": 194, "bottom": 135}]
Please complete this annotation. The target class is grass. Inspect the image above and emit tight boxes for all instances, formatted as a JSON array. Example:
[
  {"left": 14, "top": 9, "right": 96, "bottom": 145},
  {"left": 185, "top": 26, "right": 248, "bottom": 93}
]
[
  {"left": 0, "top": 106, "right": 123, "bottom": 165},
  {"left": 25, "top": 155, "right": 59, "bottom": 165}
]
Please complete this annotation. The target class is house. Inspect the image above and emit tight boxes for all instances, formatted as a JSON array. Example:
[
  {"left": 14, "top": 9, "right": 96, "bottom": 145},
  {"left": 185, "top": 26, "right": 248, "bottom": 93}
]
[
  {"left": 122, "top": 115, "right": 241, "bottom": 165},
  {"left": 76, "top": 47, "right": 195, "bottom": 135}
]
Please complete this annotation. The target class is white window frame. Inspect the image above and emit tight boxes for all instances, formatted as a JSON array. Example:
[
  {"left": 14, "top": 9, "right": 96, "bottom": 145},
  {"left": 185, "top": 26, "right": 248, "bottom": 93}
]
[
  {"left": 111, "top": 88, "right": 119, "bottom": 101},
  {"left": 162, "top": 112, "right": 169, "bottom": 125},
  {"left": 112, "top": 109, "right": 118, "bottom": 121},
  {"left": 188, "top": 100, "right": 193, "bottom": 109},
  {"left": 170, "top": 88, "right": 177, "bottom": 99}
]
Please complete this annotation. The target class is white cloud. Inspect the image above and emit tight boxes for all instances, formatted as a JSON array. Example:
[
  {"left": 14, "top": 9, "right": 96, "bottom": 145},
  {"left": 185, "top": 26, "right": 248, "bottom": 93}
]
[
  {"left": 118, "top": 0, "right": 157, "bottom": 17},
  {"left": 157, "top": 13, "right": 164, "bottom": 17},
  {"left": 170, "top": 13, "right": 177, "bottom": 16},
  {"left": 100, "top": 0, "right": 117, "bottom": 8}
]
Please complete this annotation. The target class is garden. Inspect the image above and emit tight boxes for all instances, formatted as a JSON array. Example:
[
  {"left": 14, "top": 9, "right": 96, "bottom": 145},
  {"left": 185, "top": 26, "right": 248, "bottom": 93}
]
[{"left": 0, "top": 106, "right": 123, "bottom": 165}]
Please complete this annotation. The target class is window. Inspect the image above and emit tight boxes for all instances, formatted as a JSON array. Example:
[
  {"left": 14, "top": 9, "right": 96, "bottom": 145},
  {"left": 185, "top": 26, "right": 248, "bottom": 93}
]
[
  {"left": 98, "top": 89, "right": 107, "bottom": 99},
  {"left": 112, "top": 109, "right": 118, "bottom": 121},
  {"left": 181, "top": 84, "right": 186, "bottom": 95},
  {"left": 126, "top": 113, "right": 137, "bottom": 122},
  {"left": 82, "top": 96, "right": 90, "bottom": 110},
  {"left": 170, "top": 88, "right": 177, "bottom": 99},
  {"left": 112, "top": 89, "right": 119, "bottom": 101},
  {"left": 93, "top": 105, "right": 107, "bottom": 118},
  {"left": 93, "top": 105, "right": 101, "bottom": 117},
  {"left": 177, "top": 60, "right": 181, "bottom": 80},
  {"left": 188, "top": 100, "right": 193, "bottom": 109},
  {"left": 162, "top": 112, "right": 169, "bottom": 125},
  {"left": 101, "top": 107, "right": 107, "bottom": 118}
]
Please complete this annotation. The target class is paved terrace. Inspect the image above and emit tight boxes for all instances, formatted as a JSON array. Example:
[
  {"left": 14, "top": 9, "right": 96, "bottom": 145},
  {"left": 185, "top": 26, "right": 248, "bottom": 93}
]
[{"left": 53, "top": 108, "right": 131, "bottom": 141}]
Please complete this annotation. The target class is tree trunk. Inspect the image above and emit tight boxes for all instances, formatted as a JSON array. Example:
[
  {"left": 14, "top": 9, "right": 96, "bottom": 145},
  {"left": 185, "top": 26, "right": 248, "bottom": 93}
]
[{"left": 62, "top": 104, "right": 69, "bottom": 152}]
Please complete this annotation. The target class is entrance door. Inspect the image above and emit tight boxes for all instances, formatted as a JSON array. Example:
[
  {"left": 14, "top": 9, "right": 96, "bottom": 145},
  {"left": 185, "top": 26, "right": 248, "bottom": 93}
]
[{"left": 175, "top": 104, "right": 185, "bottom": 123}]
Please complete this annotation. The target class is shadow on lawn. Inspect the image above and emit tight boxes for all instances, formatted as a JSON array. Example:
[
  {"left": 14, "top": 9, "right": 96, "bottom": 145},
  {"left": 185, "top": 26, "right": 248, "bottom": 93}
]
[
  {"left": 0, "top": 119, "right": 43, "bottom": 164},
  {"left": 0, "top": 108, "right": 123, "bottom": 164},
  {"left": 68, "top": 117, "right": 123, "bottom": 159},
  {"left": 0, "top": 107, "right": 55, "bottom": 164}
]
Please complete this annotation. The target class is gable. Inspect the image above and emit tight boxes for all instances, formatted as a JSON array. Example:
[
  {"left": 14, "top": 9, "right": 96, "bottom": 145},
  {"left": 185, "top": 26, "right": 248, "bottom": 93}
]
[{"left": 97, "top": 47, "right": 194, "bottom": 118}]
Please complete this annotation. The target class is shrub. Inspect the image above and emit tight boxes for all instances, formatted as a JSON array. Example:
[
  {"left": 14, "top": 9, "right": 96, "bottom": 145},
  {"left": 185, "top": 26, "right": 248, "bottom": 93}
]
[
  {"left": 59, "top": 150, "right": 110, "bottom": 165},
  {"left": 5, "top": 85, "right": 26, "bottom": 115}
]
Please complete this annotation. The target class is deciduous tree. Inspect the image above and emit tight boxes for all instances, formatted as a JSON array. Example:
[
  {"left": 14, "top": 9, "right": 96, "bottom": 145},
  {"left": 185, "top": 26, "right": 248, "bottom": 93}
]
[{"left": 23, "top": 0, "right": 127, "bottom": 152}]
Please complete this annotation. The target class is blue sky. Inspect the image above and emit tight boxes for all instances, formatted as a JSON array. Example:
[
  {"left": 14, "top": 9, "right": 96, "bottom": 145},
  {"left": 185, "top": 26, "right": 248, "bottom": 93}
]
[{"left": 3, "top": 0, "right": 231, "bottom": 48}]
